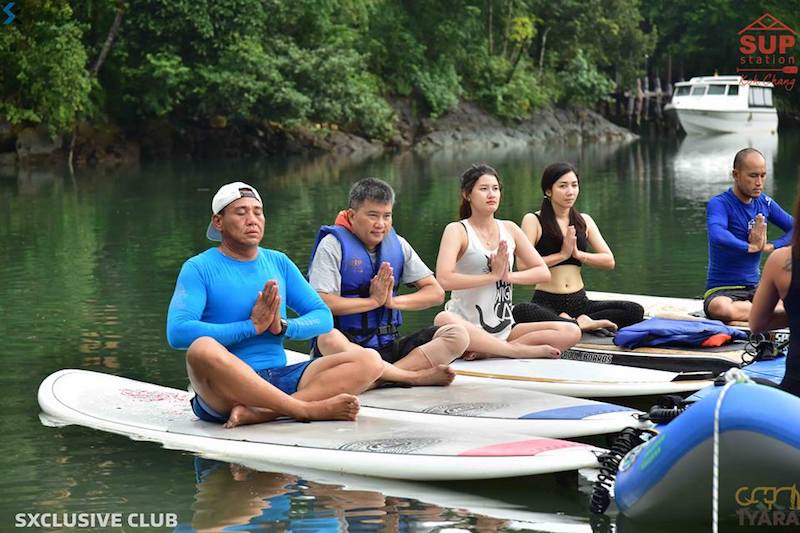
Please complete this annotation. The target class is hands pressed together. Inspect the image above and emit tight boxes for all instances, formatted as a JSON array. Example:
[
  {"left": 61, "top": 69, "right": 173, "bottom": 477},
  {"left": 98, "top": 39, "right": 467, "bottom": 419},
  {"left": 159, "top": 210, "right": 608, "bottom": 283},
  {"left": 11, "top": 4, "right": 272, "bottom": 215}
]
[
  {"left": 370, "top": 262, "right": 396, "bottom": 308},
  {"left": 559, "top": 225, "right": 581, "bottom": 261},
  {"left": 250, "top": 280, "right": 284, "bottom": 335},
  {"left": 490, "top": 240, "right": 511, "bottom": 283},
  {"left": 748, "top": 214, "right": 773, "bottom": 253}
]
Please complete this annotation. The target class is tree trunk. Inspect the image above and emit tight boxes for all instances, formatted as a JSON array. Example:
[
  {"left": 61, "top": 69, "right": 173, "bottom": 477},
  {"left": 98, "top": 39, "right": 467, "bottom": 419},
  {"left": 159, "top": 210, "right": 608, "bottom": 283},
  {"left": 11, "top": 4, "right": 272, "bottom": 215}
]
[
  {"left": 501, "top": 0, "right": 513, "bottom": 58},
  {"left": 488, "top": 0, "right": 493, "bottom": 55},
  {"left": 90, "top": 1, "right": 125, "bottom": 77},
  {"left": 538, "top": 26, "right": 550, "bottom": 77},
  {"left": 506, "top": 38, "right": 532, "bottom": 84},
  {"left": 71, "top": 1, "right": 125, "bottom": 173}
]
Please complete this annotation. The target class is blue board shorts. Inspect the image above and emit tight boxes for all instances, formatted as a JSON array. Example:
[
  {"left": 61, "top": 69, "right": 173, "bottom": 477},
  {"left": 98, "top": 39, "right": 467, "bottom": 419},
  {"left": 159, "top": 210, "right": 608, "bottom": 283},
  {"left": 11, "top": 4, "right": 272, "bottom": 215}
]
[{"left": 190, "top": 360, "right": 313, "bottom": 424}]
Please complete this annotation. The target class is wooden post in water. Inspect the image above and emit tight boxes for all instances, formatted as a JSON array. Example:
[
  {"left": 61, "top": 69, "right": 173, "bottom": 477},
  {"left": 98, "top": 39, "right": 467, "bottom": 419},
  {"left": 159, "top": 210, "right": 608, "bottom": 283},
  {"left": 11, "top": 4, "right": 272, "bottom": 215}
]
[
  {"left": 636, "top": 79, "right": 644, "bottom": 127},
  {"left": 643, "top": 76, "right": 650, "bottom": 122},
  {"left": 627, "top": 88, "right": 635, "bottom": 129},
  {"left": 655, "top": 77, "right": 663, "bottom": 120}
]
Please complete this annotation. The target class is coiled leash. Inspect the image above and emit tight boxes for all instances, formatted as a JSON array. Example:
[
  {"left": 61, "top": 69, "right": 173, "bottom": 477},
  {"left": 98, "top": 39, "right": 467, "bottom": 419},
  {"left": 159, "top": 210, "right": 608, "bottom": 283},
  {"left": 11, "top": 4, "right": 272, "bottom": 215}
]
[
  {"left": 589, "top": 426, "right": 658, "bottom": 515},
  {"left": 741, "top": 331, "right": 789, "bottom": 366},
  {"left": 646, "top": 394, "right": 694, "bottom": 424}
]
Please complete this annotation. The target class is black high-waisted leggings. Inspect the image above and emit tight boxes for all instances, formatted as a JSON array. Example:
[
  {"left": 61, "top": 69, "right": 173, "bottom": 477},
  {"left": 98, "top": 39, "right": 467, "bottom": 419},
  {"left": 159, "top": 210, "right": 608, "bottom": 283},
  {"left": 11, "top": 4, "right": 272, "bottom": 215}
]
[{"left": 513, "top": 288, "right": 644, "bottom": 329}]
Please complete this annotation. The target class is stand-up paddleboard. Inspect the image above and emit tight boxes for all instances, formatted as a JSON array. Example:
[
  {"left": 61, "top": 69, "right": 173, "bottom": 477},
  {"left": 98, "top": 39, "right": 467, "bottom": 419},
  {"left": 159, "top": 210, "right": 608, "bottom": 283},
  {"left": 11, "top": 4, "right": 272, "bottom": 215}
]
[
  {"left": 360, "top": 381, "right": 643, "bottom": 437},
  {"left": 38, "top": 369, "right": 603, "bottom": 480},
  {"left": 286, "top": 350, "right": 644, "bottom": 437},
  {"left": 450, "top": 358, "right": 713, "bottom": 397},
  {"left": 686, "top": 355, "right": 785, "bottom": 402},
  {"left": 587, "top": 290, "right": 789, "bottom": 339},
  {"left": 561, "top": 334, "right": 747, "bottom": 375}
]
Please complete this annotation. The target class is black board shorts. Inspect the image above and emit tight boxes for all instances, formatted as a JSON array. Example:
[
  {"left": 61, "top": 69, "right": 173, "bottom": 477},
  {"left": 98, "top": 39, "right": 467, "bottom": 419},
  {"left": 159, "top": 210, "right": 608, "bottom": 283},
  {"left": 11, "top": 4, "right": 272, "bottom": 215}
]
[{"left": 703, "top": 286, "right": 757, "bottom": 318}]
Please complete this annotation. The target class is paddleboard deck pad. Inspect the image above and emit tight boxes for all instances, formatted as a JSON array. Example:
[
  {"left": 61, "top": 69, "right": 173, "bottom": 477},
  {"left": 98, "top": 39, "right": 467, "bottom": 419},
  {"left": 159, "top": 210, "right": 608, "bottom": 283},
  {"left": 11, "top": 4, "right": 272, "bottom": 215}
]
[
  {"left": 288, "top": 349, "right": 644, "bottom": 436},
  {"left": 38, "top": 370, "right": 604, "bottom": 480},
  {"left": 360, "top": 380, "right": 643, "bottom": 437}
]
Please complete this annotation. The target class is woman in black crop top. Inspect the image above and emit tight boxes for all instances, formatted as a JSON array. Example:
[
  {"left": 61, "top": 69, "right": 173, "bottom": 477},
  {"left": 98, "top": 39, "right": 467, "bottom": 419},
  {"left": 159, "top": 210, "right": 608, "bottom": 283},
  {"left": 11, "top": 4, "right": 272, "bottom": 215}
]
[
  {"left": 515, "top": 162, "right": 644, "bottom": 332},
  {"left": 749, "top": 194, "right": 800, "bottom": 397}
]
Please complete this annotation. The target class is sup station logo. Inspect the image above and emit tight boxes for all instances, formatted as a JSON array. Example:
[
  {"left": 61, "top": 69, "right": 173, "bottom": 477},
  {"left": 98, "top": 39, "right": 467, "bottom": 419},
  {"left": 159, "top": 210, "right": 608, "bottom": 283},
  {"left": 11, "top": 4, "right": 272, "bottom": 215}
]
[{"left": 737, "top": 13, "right": 798, "bottom": 91}]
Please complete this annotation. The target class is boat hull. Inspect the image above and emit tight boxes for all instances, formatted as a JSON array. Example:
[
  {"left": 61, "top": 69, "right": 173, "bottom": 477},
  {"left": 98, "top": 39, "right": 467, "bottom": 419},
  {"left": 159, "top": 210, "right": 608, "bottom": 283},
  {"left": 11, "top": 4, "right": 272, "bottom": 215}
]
[{"left": 676, "top": 108, "right": 777, "bottom": 134}]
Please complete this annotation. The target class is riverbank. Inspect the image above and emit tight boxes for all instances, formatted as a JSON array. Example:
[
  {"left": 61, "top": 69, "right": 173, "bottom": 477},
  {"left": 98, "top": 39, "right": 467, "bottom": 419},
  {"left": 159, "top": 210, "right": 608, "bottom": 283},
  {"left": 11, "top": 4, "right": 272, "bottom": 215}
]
[{"left": 0, "top": 101, "right": 635, "bottom": 171}]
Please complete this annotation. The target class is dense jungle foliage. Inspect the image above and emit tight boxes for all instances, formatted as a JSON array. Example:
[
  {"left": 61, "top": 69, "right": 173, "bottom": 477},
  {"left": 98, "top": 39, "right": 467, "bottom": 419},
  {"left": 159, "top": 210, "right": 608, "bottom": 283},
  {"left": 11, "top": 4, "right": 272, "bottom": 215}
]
[{"left": 0, "top": 0, "right": 798, "bottom": 140}]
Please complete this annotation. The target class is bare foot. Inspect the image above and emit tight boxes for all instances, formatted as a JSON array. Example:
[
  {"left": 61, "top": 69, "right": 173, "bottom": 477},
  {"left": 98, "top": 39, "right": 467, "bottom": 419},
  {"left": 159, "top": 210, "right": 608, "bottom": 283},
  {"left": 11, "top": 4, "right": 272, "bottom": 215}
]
[
  {"left": 407, "top": 365, "right": 456, "bottom": 386},
  {"left": 521, "top": 344, "right": 561, "bottom": 359},
  {"left": 576, "top": 315, "right": 618, "bottom": 332},
  {"left": 224, "top": 404, "right": 279, "bottom": 429},
  {"left": 298, "top": 394, "right": 360, "bottom": 421},
  {"left": 224, "top": 394, "right": 360, "bottom": 428},
  {"left": 461, "top": 351, "right": 490, "bottom": 361}
]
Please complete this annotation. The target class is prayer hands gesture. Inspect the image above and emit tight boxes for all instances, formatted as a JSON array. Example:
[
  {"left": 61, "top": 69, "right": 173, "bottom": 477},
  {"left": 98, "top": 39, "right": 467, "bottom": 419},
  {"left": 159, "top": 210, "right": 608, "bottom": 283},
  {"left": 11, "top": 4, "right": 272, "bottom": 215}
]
[
  {"left": 491, "top": 240, "right": 511, "bottom": 283},
  {"left": 370, "top": 262, "right": 395, "bottom": 307},
  {"left": 748, "top": 214, "right": 769, "bottom": 253},
  {"left": 561, "top": 225, "right": 579, "bottom": 260},
  {"left": 251, "top": 280, "right": 283, "bottom": 335}
]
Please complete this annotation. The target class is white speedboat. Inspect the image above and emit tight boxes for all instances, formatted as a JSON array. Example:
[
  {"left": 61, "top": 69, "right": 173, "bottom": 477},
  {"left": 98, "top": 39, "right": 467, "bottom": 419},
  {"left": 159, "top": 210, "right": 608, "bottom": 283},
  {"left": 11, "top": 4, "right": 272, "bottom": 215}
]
[{"left": 665, "top": 75, "right": 778, "bottom": 135}]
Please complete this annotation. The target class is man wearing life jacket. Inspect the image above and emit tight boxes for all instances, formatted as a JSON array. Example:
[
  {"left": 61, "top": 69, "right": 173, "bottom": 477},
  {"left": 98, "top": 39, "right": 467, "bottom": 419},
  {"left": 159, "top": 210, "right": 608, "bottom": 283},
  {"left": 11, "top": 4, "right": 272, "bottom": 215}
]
[{"left": 308, "top": 178, "right": 469, "bottom": 385}]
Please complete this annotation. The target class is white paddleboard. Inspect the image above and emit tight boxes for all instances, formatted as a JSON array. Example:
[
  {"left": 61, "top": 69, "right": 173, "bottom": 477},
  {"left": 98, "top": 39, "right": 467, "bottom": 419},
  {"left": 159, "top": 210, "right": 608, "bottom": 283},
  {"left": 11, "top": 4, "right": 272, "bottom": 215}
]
[
  {"left": 286, "top": 349, "right": 643, "bottom": 437},
  {"left": 360, "top": 381, "right": 643, "bottom": 437},
  {"left": 587, "top": 290, "right": 789, "bottom": 339},
  {"left": 450, "top": 358, "right": 712, "bottom": 397},
  {"left": 38, "top": 369, "right": 603, "bottom": 480},
  {"left": 562, "top": 337, "right": 747, "bottom": 375},
  {"left": 587, "top": 290, "right": 709, "bottom": 319}
]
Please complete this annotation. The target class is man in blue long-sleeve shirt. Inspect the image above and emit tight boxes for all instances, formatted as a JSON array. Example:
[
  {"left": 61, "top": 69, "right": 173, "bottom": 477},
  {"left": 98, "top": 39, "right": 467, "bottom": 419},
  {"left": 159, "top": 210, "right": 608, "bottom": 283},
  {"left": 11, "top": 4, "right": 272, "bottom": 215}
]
[
  {"left": 704, "top": 148, "right": 794, "bottom": 322},
  {"left": 166, "top": 182, "right": 384, "bottom": 428}
]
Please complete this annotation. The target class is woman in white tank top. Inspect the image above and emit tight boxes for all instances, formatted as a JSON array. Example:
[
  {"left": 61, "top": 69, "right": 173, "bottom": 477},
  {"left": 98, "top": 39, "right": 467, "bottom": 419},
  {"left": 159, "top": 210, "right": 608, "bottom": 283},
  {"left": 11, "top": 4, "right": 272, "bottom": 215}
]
[{"left": 434, "top": 164, "right": 581, "bottom": 359}]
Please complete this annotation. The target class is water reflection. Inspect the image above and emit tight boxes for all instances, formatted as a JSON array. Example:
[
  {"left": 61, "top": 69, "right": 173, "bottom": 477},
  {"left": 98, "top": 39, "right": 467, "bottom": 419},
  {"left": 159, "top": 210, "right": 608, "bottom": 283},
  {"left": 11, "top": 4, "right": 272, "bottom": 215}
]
[
  {"left": 672, "top": 132, "right": 779, "bottom": 201},
  {"left": 6, "top": 132, "right": 800, "bottom": 533},
  {"left": 183, "top": 458, "right": 593, "bottom": 532}
]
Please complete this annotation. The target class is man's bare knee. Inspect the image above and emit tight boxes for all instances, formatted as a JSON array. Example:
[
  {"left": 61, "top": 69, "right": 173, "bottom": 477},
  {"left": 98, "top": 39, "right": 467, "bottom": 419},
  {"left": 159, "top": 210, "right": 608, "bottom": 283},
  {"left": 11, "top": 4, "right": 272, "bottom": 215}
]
[
  {"left": 708, "top": 298, "right": 733, "bottom": 321},
  {"left": 316, "top": 329, "right": 351, "bottom": 355},
  {"left": 352, "top": 348, "right": 384, "bottom": 379},
  {"left": 186, "top": 337, "right": 230, "bottom": 372}
]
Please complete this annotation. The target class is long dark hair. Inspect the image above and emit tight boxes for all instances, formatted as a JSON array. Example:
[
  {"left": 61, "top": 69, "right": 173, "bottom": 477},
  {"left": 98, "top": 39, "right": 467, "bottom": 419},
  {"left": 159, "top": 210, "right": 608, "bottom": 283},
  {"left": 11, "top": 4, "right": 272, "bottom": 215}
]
[
  {"left": 538, "top": 162, "right": 587, "bottom": 244},
  {"left": 459, "top": 163, "right": 502, "bottom": 219}
]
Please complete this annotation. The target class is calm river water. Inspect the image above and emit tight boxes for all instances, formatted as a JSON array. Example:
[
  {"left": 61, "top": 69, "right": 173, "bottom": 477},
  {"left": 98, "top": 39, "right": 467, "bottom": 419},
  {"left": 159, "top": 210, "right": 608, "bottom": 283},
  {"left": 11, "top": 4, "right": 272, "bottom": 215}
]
[{"left": 1, "top": 130, "right": 798, "bottom": 532}]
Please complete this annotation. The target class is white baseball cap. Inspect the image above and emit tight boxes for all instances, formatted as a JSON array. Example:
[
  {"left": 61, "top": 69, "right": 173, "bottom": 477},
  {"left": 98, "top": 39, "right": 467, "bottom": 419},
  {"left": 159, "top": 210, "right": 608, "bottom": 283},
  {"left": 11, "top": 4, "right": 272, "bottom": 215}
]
[{"left": 206, "top": 181, "right": 263, "bottom": 241}]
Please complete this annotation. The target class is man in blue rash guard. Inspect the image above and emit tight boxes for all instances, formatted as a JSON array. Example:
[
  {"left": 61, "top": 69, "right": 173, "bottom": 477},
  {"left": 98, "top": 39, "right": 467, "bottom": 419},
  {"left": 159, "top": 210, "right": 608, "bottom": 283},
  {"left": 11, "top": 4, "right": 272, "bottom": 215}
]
[
  {"left": 704, "top": 148, "right": 794, "bottom": 323},
  {"left": 167, "top": 182, "right": 384, "bottom": 428}
]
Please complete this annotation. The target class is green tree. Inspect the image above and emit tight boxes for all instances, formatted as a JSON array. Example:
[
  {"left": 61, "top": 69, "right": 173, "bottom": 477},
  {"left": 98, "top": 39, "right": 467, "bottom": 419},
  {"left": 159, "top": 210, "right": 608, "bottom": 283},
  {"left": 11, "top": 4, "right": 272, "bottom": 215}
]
[{"left": 0, "top": 2, "right": 91, "bottom": 132}]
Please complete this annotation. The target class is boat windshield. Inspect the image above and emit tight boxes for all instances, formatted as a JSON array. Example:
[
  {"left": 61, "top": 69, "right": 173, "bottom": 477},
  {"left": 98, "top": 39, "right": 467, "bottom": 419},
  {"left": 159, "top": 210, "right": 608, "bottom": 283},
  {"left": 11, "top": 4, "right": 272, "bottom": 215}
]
[
  {"left": 690, "top": 85, "right": 707, "bottom": 96},
  {"left": 749, "top": 86, "right": 774, "bottom": 107},
  {"left": 674, "top": 86, "right": 691, "bottom": 96},
  {"left": 707, "top": 85, "right": 726, "bottom": 95},
  {"left": 727, "top": 85, "right": 739, "bottom": 96}
]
